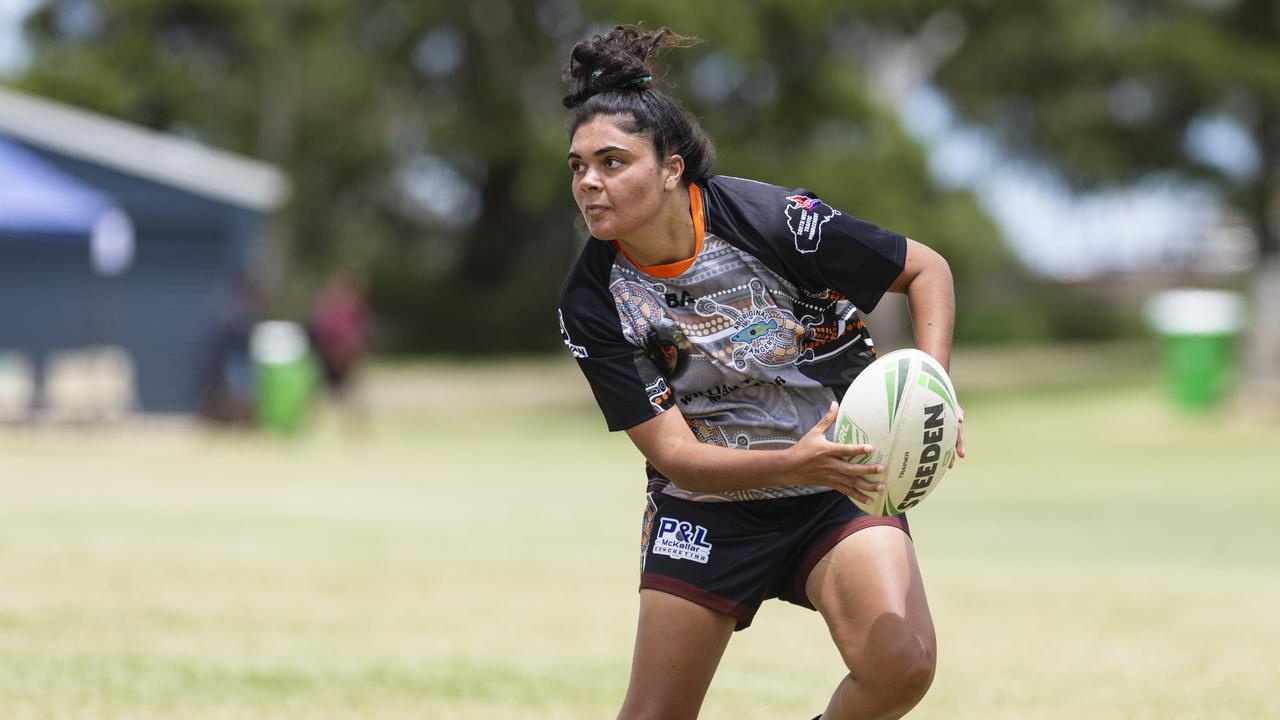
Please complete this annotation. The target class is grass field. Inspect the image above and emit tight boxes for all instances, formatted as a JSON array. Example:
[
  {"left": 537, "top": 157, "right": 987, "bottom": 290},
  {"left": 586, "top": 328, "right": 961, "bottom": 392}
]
[{"left": 1, "top": 344, "right": 1277, "bottom": 719}]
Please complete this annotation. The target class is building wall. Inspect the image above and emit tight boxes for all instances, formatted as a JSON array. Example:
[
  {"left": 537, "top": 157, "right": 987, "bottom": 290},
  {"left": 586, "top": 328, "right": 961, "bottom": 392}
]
[
  {"left": 0, "top": 237, "right": 96, "bottom": 360},
  {"left": 0, "top": 145, "right": 263, "bottom": 413}
]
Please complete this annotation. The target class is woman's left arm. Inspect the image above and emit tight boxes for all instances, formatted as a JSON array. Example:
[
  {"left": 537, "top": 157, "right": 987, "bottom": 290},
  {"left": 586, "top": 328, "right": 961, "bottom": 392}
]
[
  {"left": 886, "top": 238, "right": 965, "bottom": 463},
  {"left": 886, "top": 238, "right": 955, "bottom": 370}
]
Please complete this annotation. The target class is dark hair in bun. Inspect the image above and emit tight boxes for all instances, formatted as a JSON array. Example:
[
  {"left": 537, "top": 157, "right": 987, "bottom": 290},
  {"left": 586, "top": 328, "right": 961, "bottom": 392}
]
[{"left": 563, "top": 25, "right": 715, "bottom": 184}]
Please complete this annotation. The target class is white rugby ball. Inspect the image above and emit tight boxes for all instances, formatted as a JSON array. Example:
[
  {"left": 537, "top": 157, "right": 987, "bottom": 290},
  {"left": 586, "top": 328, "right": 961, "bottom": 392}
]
[{"left": 834, "top": 348, "right": 960, "bottom": 516}]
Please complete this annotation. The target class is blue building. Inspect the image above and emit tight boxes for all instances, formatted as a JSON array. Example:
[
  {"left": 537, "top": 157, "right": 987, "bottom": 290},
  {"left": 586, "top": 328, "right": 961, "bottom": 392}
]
[{"left": 0, "top": 86, "right": 290, "bottom": 414}]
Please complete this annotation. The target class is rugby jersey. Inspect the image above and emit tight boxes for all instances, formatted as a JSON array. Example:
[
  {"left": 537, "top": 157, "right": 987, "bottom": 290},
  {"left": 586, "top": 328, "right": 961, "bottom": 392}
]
[{"left": 559, "top": 175, "right": 906, "bottom": 501}]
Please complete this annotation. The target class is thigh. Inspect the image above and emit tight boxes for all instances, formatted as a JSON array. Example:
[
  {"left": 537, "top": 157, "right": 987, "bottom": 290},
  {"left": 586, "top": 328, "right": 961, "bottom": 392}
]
[
  {"left": 805, "top": 525, "right": 935, "bottom": 682},
  {"left": 618, "top": 589, "right": 737, "bottom": 720}
]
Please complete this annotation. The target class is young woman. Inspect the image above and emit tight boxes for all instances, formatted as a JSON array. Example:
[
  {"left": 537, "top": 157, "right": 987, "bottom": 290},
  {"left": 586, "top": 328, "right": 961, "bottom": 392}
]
[{"left": 557, "top": 25, "right": 963, "bottom": 720}]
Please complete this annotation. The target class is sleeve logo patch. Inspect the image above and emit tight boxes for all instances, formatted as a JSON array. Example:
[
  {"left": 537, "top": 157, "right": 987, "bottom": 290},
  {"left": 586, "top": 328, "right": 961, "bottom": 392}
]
[
  {"left": 784, "top": 194, "right": 840, "bottom": 254},
  {"left": 558, "top": 309, "right": 588, "bottom": 358},
  {"left": 652, "top": 517, "right": 713, "bottom": 564},
  {"left": 646, "top": 376, "right": 672, "bottom": 412}
]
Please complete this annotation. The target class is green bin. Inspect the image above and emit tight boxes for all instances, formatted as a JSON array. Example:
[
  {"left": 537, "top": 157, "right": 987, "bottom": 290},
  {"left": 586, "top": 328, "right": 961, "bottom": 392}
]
[
  {"left": 1147, "top": 289, "right": 1244, "bottom": 411},
  {"left": 250, "top": 321, "right": 316, "bottom": 434}
]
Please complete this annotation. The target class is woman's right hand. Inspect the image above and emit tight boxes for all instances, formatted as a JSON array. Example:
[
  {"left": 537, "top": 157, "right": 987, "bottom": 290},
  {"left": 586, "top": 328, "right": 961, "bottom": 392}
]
[{"left": 786, "top": 402, "right": 885, "bottom": 504}]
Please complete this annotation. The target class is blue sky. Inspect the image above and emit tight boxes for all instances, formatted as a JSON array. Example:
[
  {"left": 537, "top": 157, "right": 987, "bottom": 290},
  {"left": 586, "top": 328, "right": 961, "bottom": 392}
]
[
  {"left": 0, "top": 0, "right": 39, "bottom": 76},
  {"left": 899, "top": 86, "right": 1224, "bottom": 279}
]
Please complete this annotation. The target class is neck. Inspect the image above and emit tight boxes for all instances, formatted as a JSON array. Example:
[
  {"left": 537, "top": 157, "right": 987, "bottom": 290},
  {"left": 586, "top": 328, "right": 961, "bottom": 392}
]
[{"left": 615, "top": 186, "right": 695, "bottom": 267}]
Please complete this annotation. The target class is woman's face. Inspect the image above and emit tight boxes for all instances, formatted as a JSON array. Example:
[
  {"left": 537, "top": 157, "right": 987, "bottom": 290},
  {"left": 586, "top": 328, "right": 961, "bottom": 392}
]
[{"left": 567, "top": 114, "right": 678, "bottom": 241}]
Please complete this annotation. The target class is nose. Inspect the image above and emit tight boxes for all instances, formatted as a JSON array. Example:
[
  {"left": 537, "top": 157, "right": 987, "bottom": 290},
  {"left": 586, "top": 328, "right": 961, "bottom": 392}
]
[{"left": 578, "top": 166, "right": 603, "bottom": 194}]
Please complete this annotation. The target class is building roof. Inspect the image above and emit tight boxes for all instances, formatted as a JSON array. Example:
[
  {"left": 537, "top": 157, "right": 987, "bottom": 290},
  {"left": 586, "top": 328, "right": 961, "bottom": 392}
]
[{"left": 0, "top": 85, "right": 290, "bottom": 211}]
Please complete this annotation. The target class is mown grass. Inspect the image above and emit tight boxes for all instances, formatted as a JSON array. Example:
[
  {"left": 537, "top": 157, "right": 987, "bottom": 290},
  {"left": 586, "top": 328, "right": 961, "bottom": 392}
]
[{"left": 0, "top": 345, "right": 1276, "bottom": 719}]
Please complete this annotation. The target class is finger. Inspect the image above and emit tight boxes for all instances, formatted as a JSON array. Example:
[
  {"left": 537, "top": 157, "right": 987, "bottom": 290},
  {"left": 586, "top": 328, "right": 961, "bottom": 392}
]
[
  {"left": 839, "top": 462, "right": 885, "bottom": 478},
  {"left": 810, "top": 401, "right": 839, "bottom": 435},
  {"left": 831, "top": 443, "right": 875, "bottom": 458},
  {"left": 852, "top": 475, "right": 885, "bottom": 494},
  {"left": 831, "top": 484, "right": 876, "bottom": 505},
  {"left": 951, "top": 406, "right": 966, "bottom": 467}
]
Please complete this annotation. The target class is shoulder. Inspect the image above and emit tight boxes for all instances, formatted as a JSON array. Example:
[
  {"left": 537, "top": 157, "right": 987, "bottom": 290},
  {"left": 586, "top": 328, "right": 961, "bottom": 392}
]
[
  {"left": 697, "top": 174, "right": 907, "bottom": 308},
  {"left": 696, "top": 174, "right": 822, "bottom": 272},
  {"left": 701, "top": 173, "right": 903, "bottom": 253},
  {"left": 702, "top": 173, "right": 791, "bottom": 199},
  {"left": 697, "top": 174, "right": 830, "bottom": 248},
  {"left": 699, "top": 174, "right": 793, "bottom": 228}
]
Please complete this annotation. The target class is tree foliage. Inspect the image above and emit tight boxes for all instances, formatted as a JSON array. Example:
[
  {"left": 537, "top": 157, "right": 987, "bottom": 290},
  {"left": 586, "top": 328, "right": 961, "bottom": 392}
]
[
  {"left": 911, "top": 0, "right": 1280, "bottom": 257},
  {"left": 16, "top": 0, "right": 1017, "bottom": 351}
]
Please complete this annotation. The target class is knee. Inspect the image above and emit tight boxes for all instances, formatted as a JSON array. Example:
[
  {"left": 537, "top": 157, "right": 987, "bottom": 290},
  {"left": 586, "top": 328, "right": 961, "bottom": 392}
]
[
  {"left": 853, "top": 633, "right": 936, "bottom": 716},
  {"left": 885, "top": 639, "right": 936, "bottom": 711}
]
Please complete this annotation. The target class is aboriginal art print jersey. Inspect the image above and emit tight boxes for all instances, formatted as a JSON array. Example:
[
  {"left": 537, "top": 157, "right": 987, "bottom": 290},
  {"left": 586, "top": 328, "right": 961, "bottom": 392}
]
[{"left": 559, "top": 175, "right": 907, "bottom": 502}]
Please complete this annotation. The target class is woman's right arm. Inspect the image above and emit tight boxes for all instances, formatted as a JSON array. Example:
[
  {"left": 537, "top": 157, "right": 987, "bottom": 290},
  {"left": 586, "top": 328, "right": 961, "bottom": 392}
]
[{"left": 624, "top": 403, "right": 885, "bottom": 503}]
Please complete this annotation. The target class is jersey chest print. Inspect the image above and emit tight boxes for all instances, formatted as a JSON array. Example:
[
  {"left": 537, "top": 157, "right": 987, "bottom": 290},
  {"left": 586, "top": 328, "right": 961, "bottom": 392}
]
[
  {"left": 693, "top": 278, "right": 815, "bottom": 370},
  {"left": 611, "top": 274, "right": 817, "bottom": 373}
]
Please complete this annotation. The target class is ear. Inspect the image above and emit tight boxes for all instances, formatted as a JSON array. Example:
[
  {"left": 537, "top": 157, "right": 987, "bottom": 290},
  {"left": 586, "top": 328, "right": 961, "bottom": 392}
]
[{"left": 661, "top": 154, "right": 685, "bottom": 191}]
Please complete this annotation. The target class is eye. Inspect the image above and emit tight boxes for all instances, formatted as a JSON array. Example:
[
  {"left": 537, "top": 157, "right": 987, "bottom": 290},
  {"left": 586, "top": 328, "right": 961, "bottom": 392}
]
[
  {"left": 604, "top": 157, "right": 624, "bottom": 168},
  {"left": 568, "top": 160, "right": 584, "bottom": 173}
]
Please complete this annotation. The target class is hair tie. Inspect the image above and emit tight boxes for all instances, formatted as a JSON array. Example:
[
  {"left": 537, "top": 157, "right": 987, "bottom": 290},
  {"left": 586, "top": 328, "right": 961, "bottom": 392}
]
[
  {"left": 591, "top": 67, "right": 604, "bottom": 80},
  {"left": 626, "top": 74, "right": 652, "bottom": 88}
]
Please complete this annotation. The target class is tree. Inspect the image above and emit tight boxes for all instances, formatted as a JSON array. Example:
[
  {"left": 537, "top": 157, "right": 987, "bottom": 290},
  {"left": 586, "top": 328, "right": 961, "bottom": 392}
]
[
  {"left": 15, "top": 0, "right": 1021, "bottom": 352},
  {"left": 17, "top": 0, "right": 454, "bottom": 309},
  {"left": 368, "top": 0, "right": 1021, "bottom": 350},
  {"left": 902, "top": 0, "right": 1280, "bottom": 402}
]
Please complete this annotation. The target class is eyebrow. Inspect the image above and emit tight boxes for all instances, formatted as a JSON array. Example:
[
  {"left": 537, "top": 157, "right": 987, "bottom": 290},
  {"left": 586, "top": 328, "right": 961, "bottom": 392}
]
[{"left": 566, "top": 145, "right": 631, "bottom": 159}]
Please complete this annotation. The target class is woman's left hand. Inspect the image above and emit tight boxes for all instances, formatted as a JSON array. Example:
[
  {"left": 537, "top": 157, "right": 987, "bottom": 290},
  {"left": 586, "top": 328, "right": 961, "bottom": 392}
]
[{"left": 949, "top": 405, "right": 965, "bottom": 469}]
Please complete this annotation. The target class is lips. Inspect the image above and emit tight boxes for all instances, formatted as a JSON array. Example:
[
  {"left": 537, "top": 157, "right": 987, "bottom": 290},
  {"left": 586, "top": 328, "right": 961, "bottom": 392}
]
[{"left": 585, "top": 204, "right": 610, "bottom": 216}]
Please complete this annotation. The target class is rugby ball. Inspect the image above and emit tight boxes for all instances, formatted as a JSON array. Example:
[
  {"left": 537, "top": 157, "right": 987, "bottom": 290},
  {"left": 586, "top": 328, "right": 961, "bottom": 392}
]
[{"left": 834, "top": 349, "right": 960, "bottom": 516}]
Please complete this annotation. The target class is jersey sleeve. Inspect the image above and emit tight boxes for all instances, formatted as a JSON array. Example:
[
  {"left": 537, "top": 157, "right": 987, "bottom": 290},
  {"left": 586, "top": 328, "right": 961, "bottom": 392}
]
[
  {"left": 559, "top": 244, "right": 674, "bottom": 432},
  {"left": 699, "top": 175, "right": 907, "bottom": 312}
]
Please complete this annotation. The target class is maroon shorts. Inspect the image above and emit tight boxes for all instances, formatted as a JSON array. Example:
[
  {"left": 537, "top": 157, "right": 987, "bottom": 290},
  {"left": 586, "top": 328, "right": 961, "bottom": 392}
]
[{"left": 638, "top": 490, "right": 909, "bottom": 630}]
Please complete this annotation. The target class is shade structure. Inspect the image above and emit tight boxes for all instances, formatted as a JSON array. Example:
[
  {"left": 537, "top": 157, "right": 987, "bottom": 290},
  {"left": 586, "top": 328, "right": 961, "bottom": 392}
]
[
  {"left": 0, "top": 134, "right": 110, "bottom": 236},
  {"left": 0, "top": 134, "right": 133, "bottom": 274}
]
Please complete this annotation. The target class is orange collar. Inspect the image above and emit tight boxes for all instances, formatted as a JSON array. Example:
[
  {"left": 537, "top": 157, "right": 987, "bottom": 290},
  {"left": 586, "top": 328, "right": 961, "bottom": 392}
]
[{"left": 612, "top": 183, "right": 705, "bottom": 279}]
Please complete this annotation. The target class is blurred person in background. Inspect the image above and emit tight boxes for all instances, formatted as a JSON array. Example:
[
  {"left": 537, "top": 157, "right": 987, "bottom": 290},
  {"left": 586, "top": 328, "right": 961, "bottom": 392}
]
[
  {"left": 556, "top": 25, "right": 962, "bottom": 720},
  {"left": 199, "top": 273, "right": 263, "bottom": 425},
  {"left": 309, "top": 269, "right": 373, "bottom": 430}
]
